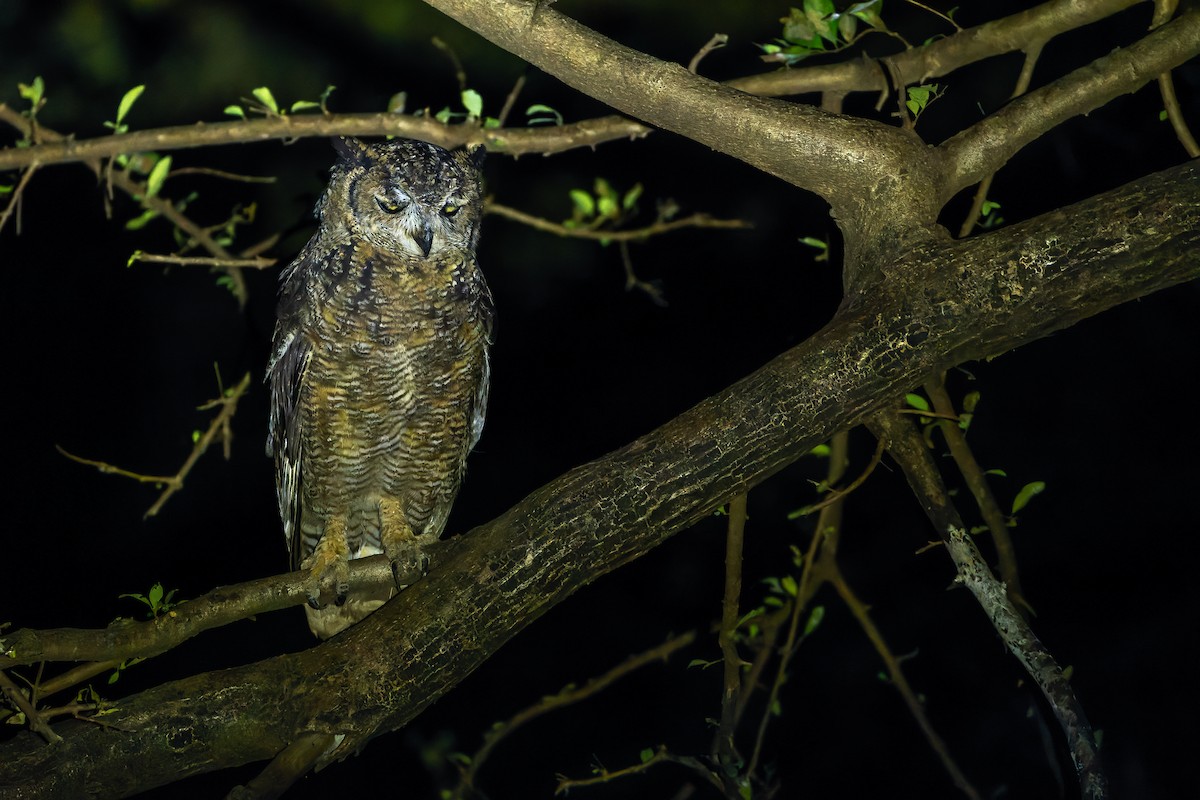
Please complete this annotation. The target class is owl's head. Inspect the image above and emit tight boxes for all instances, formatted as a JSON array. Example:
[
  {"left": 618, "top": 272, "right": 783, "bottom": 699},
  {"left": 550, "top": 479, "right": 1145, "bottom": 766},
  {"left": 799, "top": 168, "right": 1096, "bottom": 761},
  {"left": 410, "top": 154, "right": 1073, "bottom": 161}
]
[{"left": 322, "top": 136, "right": 486, "bottom": 259}]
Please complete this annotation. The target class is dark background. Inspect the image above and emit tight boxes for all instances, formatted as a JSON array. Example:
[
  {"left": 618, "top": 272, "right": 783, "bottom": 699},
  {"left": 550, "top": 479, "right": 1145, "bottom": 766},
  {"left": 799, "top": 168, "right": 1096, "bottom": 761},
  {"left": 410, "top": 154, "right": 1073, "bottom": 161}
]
[{"left": 1, "top": 1, "right": 1196, "bottom": 798}]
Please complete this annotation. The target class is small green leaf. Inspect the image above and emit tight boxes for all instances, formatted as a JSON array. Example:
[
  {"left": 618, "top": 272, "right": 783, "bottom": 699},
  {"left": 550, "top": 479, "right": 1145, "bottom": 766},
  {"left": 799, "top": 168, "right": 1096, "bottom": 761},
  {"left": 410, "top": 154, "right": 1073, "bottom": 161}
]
[
  {"left": 525, "top": 103, "right": 563, "bottom": 125},
  {"left": 1011, "top": 481, "right": 1046, "bottom": 514},
  {"left": 780, "top": 575, "right": 798, "bottom": 597},
  {"left": 622, "top": 183, "right": 643, "bottom": 211},
  {"left": 980, "top": 200, "right": 1001, "bottom": 216},
  {"left": 224, "top": 105, "right": 246, "bottom": 119},
  {"left": 803, "top": 605, "right": 825, "bottom": 635},
  {"left": 482, "top": 117, "right": 501, "bottom": 129},
  {"left": 126, "top": 250, "right": 142, "bottom": 268},
  {"left": 125, "top": 209, "right": 160, "bottom": 230},
  {"left": 0, "top": 185, "right": 13, "bottom": 195},
  {"left": 984, "top": 468, "right": 1007, "bottom": 477},
  {"left": 808, "top": 443, "right": 831, "bottom": 456},
  {"left": 597, "top": 194, "right": 618, "bottom": 218},
  {"left": 569, "top": 189, "right": 595, "bottom": 218},
  {"left": 290, "top": 100, "right": 320, "bottom": 112},
  {"left": 434, "top": 106, "right": 453, "bottom": 124},
  {"left": 145, "top": 155, "right": 172, "bottom": 198},
  {"left": 191, "top": 429, "right": 202, "bottom": 443},
  {"left": 115, "top": 84, "right": 145, "bottom": 126},
  {"left": 799, "top": 236, "right": 828, "bottom": 250},
  {"left": 148, "top": 583, "right": 164, "bottom": 608},
  {"left": 461, "top": 88, "right": 483, "bottom": 118},
  {"left": 319, "top": 84, "right": 337, "bottom": 113},
  {"left": 387, "top": 92, "right": 407, "bottom": 114},
  {"left": 905, "top": 393, "right": 930, "bottom": 412},
  {"left": 847, "top": 0, "right": 885, "bottom": 29},
  {"left": 17, "top": 76, "right": 45, "bottom": 105},
  {"left": 251, "top": 86, "right": 279, "bottom": 114},
  {"left": 639, "top": 748, "right": 655, "bottom": 764},
  {"left": 1159, "top": 109, "right": 1168, "bottom": 121}
]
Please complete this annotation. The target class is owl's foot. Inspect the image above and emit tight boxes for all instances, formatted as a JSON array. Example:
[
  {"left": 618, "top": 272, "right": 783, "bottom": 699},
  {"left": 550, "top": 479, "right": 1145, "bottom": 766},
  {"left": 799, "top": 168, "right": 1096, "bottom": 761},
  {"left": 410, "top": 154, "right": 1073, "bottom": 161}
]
[
  {"left": 379, "top": 497, "right": 428, "bottom": 589},
  {"left": 301, "top": 517, "right": 352, "bottom": 609}
]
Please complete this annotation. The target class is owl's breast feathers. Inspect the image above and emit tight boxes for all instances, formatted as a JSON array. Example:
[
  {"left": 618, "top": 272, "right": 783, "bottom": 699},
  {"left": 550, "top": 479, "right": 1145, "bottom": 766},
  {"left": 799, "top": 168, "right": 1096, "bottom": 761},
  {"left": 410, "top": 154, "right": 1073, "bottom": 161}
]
[{"left": 268, "top": 236, "right": 493, "bottom": 566}]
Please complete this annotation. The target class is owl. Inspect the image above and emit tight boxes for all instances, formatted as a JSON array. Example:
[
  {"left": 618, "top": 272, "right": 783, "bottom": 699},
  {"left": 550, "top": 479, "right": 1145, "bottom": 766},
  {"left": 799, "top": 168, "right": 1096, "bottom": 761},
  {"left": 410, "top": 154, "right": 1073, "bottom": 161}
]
[{"left": 267, "top": 136, "right": 493, "bottom": 639}]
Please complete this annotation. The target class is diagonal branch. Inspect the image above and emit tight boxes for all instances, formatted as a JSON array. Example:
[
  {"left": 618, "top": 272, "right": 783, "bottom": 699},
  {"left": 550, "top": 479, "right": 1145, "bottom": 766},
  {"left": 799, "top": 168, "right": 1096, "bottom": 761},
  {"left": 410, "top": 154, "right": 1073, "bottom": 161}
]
[
  {"left": 1, "top": 162, "right": 1194, "bottom": 797},
  {"left": 940, "top": 8, "right": 1200, "bottom": 196}
]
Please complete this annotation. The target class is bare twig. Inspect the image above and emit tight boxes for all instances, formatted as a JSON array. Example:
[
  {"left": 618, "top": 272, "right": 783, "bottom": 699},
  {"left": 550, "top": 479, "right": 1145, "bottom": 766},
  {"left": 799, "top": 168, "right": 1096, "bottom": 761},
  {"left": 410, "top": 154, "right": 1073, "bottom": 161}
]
[
  {"left": 0, "top": 669, "right": 62, "bottom": 744},
  {"left": 496, "top": 73, "right": 526, "bottom": 128},
  {"left": 432, "top": 36, "right": 469, "bottom": 91},
  {"left": 958, "top": 42, "right": 1043, "bottom": 238},
  {"left": 924, "top": 377, "right": 1030, "bottom": 614},
  {"left": 0, "top": 160, "right": 38, "bottom": 235},
  {"left": 688, "top": 33, "right": 728, "bottom": 75},
  {"left": 618, "top": 240, "right": 667, "bottom": 306},
  {"left": 555, "top": 746, "right": 724, "bottom": 796},
  {"left": 791, "top": 436, "right": 885, "bottom": 517},
  {"left": 870, "top": 410, "right": 1107, "bottom": 799},
  {"left": 453, "top": 632, "right": 695, "bottom": 799},
  {"left": 1157, "top": 70, "right": 1199, "bottom": 157},
  {"left": 715, "top": 494, "right": 746, "bottom": 762},
  {"left": 56, "top": 372, "right": 252, "bottom": 518},
  {"left": 128, "top": 252, "right": 276, "bottom": 270},
  {"left": 486, "top": 201, "right": 751, "bottom": 242}
]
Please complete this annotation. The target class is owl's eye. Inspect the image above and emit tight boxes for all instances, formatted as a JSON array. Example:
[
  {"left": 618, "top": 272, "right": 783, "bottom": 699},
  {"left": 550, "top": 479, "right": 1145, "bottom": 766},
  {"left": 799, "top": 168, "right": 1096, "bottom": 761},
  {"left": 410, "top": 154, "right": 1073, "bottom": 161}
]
[
  {"left": 441, "top": 203, "right": 460, "bottom": 217},
  {"left": 375, "top": 196, "right": 407, "bottom": 214}
]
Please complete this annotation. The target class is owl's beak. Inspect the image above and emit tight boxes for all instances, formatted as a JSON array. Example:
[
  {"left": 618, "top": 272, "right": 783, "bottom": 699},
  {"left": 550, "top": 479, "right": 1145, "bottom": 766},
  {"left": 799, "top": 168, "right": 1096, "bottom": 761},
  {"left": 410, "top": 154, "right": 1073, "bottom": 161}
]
[{"left": 415, "top": 221, "right": 433, "bottom": 258}]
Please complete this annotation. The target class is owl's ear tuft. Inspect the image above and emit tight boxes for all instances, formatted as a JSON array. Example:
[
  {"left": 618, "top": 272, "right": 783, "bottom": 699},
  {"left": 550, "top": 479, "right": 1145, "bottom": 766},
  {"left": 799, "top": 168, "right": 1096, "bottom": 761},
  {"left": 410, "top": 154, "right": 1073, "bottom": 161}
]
[
  {"left": 465, "top": 143, "right": 486, "bottom": 171},
  {"left": 332, "top": 136, "right": 370, "bottom": 165}
]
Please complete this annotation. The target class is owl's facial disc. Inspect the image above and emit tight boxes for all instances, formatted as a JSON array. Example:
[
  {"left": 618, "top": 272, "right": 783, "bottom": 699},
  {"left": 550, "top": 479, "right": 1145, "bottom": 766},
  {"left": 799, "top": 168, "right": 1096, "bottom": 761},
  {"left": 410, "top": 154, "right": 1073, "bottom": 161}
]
[{"left": 373, "top": 187, "right": 435, "bottom": 257}]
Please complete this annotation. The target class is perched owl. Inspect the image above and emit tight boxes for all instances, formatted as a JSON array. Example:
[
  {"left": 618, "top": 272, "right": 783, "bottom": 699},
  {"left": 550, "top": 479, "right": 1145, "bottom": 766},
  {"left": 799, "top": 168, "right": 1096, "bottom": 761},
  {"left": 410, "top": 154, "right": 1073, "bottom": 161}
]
[{"left": 267, "top": 136, "right": 492, "bottom": 639}]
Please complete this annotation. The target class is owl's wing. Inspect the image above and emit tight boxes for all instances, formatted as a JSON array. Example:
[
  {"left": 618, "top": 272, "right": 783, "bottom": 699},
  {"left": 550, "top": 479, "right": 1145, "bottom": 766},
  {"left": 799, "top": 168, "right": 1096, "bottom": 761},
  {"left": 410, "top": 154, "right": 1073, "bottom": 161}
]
[
  {"left": 467, "top": 275, "right": 496, "bottom": 453},
  {"left": 266, "top": 283, "right": 313, "bottom": 569}
]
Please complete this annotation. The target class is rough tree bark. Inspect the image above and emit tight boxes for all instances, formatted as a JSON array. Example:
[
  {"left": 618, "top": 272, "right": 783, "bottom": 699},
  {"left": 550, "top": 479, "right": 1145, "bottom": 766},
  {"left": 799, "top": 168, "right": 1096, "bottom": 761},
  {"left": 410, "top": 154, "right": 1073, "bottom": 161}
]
[{"left": 2, "top": 0, "right": 1197, "bottom": 797}]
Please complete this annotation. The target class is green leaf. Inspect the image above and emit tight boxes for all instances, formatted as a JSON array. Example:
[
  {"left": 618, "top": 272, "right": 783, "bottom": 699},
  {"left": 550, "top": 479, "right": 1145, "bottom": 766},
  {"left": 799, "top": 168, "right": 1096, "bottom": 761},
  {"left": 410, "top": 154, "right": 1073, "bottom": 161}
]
[
  {"left": 434, "top": 106, "right": 453, "bottom": 124},
  {"left": 569, "top": 189, "right": 595, "bottom": 218},
  {"left": 319, "top": 84, "right": 337, "bottom": 112},
  {"left": 148, "top": 582, "right": 164, "bottom": 608},
  {"left": 145, "top": 155, "right": 172, "bottom": 198},
  {"left": 808, "top": 443, "right": 831, "bottom": 456},
  {"left": 125, "top": 209, "right": 160, "bottom": 230},
  {"left": 803, "top": 604, "right": 825, "bottom": 635},
  {"left": 984, "top": 468, "right": 1007, "bottom": 477},
  {"left": 980, "top": 200, "right": 1001, "bottom": 216},
  {"left": 191, "top": 429, "right": 202, "bottom": 443},
  {"left": 622, "top": 183, "right": 643, "bottom": 211},
  {"left": 290, "top": 100, "right": 320, "bottom": 112},
  {"left": 597, "top": 194, "right": 618, "bottom": 218},
  {"left": 1159, "top": 109, "right": 1169, "bottom": 121},
  {"left": 387, "top": 92, "right": 407, "bottom": 114},
  {"left": 905, "top": 393, "right": 930, "bottom": 412},
  {"left": 0, "top": 185, "right": 13, "bottom": 195},
  {"left": 780, "top": 575, "right": 798, "bottom": 597},
  {"left": 224, "top": 105, "right": 246, "bottom": 119},
  {"left": 17, "top": 76, "right": 45, "bottom": 105},
  {"left": 639, "top": 748, "right": 655, "bottom": 764},
  {"left": 525, "top": 103, "right": 563, "bottom": 125},
  {"left": 799, "top": 236, "right": 828, "bottom": 250},
  {"left": 251, "top": 86, "right": 279, "bottom": 114},
  {"left": 115, "top": 84, "right": 145, "bottom": 126},
  {"left": 847, "top": 0, "right": 885, "bottom": 29},
  {"left": 461, "top": 88, "right": 483, "bottom": 118},
  {"left": 1011, "top": 481, "right": 1046, "bottom": 514}
]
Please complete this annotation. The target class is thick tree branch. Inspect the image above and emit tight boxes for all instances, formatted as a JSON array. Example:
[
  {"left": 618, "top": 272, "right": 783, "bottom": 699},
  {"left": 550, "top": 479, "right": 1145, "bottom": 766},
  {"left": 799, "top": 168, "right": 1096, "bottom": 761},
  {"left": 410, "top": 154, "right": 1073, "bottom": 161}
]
[
  {"left": 421, "top": 0, "right": 938, "bottom": 221},
  {"left": 727, "top": 0, "right": 1139, "bottom": 97},
  {"left": 940, "top": 8, "right": 1200, "bottom": 196},
  {"left": 1, "top": 162, "right": 1194, "bottom": 798}
]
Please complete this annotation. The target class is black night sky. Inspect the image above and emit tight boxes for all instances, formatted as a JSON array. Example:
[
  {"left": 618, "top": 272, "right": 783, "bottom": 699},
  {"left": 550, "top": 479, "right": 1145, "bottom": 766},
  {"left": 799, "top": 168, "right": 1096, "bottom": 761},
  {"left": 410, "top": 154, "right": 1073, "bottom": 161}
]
[{"left": 1, "top": 2, "right": 1197, "bottom": 798}]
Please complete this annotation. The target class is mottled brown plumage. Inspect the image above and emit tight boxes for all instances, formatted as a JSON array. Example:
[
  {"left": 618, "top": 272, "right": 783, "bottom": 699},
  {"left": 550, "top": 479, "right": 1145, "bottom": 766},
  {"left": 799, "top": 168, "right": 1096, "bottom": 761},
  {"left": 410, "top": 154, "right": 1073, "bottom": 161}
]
[{"left": 267, "top": 136, "right": 492, "bottom": 638}]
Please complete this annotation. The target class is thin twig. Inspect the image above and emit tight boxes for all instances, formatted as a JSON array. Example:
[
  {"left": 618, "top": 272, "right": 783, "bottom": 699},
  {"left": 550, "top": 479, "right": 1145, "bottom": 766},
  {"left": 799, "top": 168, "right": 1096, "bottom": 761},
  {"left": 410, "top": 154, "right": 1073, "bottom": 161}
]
[
  {"left": 924, "top": 377, "right": 1030, "bottom": 614},
  {"left": 618, "top": 240, "right": 667, "bottom": 306},
  {"left": 905, "top": 0, "right": 964, "bottom": 31},
  {"left": 688, "top": 33, "right": 728, "bottom": 75},
  {"left": 496, "top": 73, "right": 526, "bottom": 128},
  {"left": 486, "top": 201, "right": 751, "bottom": 242},
  {"left": 454, "top": 632, "right": 696, "bottom": 799},
  {"left": 716, "top": 493, "right": 747, "bottom": 762},
  {"left": 958, "top": 43, "right": 1043, "bottom": 238},
  {"left": 166, "top": 166, "right": 277, "bottom": 184},
  {"left": 56, "top": 372, "right": 252, "bottom": 518},
  {"left": 0, "top": 160, "right": 38, "bottom": 236},
  {"left": 792, "top": 436, "right": 884, "bottom": 517},
  {"left": 555, "top": 746, "right": 724, "bottom": 796},
  {"left": 1157, "top": 70, "right": 1199, "bottom": 156},
  {"left": 0, "top": 669, "right": 62, "bottom": 744},
  {"left": 128, "top": 252, "right": 276, "bottom": 270},
  {"left": 432, "top": 36, "right": 468, "bottom": 91}
]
